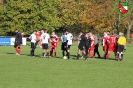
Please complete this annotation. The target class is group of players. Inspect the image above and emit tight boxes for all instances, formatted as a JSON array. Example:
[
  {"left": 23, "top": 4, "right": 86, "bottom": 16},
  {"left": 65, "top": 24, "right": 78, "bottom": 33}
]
[
  {"left": 14, "top": 29, "right": 126, "bottom": 61},
  {"left": 75, "top": 31, "right": 126, "bottom": 61},
  {"left": 28, "top": 29, "right": 74, "bottom": 59}
]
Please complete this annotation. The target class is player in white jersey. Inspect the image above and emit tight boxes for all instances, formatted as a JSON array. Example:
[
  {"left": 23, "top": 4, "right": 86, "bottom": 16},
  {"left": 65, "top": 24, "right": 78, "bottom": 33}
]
[
  {"left": 40, "top": 29, "right": 50, "bottom": 58},
  {"left": 29, "top": 30, "right": 37, "bottom": 57},
  {"left": 66, "top": 30, "right": 73, "bottom": 59},
  {"left": 61, "top": 31, "right": 67, "bottom": 58}
]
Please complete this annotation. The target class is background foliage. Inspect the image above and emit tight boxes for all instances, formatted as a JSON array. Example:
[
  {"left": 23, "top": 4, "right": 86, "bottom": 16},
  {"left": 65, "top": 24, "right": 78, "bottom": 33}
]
[{"left": 0, "top": 0, "right": 133, "bottom": 37}]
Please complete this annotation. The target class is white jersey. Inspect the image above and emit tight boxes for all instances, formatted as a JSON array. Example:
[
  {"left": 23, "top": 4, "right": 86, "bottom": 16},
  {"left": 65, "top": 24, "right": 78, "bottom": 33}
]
[
  {"left": 29, "top": 34, "right": 36, "bottom": 43},
  {"left": 67, "top": 33, "right": 73, "bottom": 45},
  {"left": 40, "top": 33, "right": 50, "bottom": 44},
  {"left": 61, "top": 35, "right": 67, "bottom": 43}
]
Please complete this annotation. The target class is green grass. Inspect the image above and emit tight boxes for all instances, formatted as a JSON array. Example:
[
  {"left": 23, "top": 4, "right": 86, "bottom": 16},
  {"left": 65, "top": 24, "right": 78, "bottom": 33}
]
[{"left": 0, "top": 44, "right": 133, "bottom": 88}]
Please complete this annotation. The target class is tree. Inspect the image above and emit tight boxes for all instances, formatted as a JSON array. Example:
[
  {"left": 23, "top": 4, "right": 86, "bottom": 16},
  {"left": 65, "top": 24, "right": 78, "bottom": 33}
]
[{"left": 0, "top": 0, "right": 61, "bottom": 35}]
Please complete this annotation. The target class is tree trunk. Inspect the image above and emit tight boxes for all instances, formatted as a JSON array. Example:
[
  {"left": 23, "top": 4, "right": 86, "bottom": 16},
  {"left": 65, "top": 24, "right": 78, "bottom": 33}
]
[
  {"left": 126, "top": 21, "right": 133, "bottom": 44},
  {"left": 126, "top": 21, "right": 133, "bottom": 39},
  {"left": 0, "top": 0, "right": 4, "bottom": 5}
]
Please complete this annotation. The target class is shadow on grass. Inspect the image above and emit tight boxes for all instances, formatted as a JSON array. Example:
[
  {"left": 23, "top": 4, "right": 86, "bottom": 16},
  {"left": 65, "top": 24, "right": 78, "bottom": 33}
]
[
  {"left": 6, "top": 52, "right": 25, "bottom": 56},
  {"left": 95, "top": 57, "right": 116, "bottom": 61}
]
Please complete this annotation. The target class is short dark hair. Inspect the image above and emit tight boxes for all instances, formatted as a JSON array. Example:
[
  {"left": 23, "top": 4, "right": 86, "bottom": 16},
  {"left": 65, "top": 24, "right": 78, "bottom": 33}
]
[{"left": 33, "top": 30, "right": 37, "bottom": 32}]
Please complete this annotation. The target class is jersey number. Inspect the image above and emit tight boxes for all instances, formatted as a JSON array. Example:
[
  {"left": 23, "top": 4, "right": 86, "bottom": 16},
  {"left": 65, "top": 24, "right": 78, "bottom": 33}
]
[{"left": 43, "top": 35, "right": 46, "bottom": 39}]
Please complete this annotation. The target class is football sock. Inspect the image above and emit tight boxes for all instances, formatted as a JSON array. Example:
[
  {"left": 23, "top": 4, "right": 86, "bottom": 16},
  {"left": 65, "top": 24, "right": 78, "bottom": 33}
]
[
  {"left": 106, "top": 53, "right": 110, "bottom": 59},
  {"left": 46, "top": 52, "right": 49, "bottom": 57},
  {"left": 42, "top": 53, "right": 45, "bottom": 57},
  {"left": 54, "top": 52, "right": 56, "bottom": 57},
  {"left": 121, "top": 54, "right": 123, "bottom": 59},
  {"left": 77, "top": 54, "right": 80, "bottom": 59},
  {"left": 50, "top": 50, "right": 53, "bottom": 56},
  {"left": 67, "top": 52, "right": 70, "bottom": 59},
  {"left": 30, "top": 50, "right": 32, "bottom": 56},
  {"left": 32, "top": 50, "right": 34, "bottom": 56},
  {"left": 88, "top": 51, "right": 90, "bottom": 57},
  {"left": 17, "top": 48, "right": 20, "bottom": 54},
  {"left": 62, "top": 51, "right": 65, "bottom": 57},
  {"left": 117, "top": 53, "right": 119, "bottom": 59},
  {"left": 92, "top": 51, "right": 94, "bottom": 58},
  {"left": 15, "top": 48, "right": 18, "bottom": 53}
]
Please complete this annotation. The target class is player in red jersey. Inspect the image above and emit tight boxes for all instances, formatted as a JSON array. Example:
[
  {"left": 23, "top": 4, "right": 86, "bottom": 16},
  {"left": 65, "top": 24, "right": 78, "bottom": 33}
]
[
  {"left": 88, "top": 33, "right": 95, "bottom": 58},
  {"left": 35, "top": 31, "right": 42, "bottom": 48},
  {"left": 51, "top": 31, "right": 59, "bottom": 57},
  {"left": 102, "top": 32, "right": 110, "bottom": 59},
  {"left": 49, "top": 36, "right": 57, "bottom": 57},
  {"left": 106, "top": 33, "right": 117, "bottom": 59}
]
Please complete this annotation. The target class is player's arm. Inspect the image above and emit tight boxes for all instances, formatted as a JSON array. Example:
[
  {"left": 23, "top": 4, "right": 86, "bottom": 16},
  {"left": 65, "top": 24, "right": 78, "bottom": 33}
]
[
  {"left": 40, "top": 35, "right": 43, "bottom": 43},
  {"left": 102, "top": 38, "right": 104, "bottom": 47},
  {"left": 29, "top": 35, "right": 32, "bottom": 40}
]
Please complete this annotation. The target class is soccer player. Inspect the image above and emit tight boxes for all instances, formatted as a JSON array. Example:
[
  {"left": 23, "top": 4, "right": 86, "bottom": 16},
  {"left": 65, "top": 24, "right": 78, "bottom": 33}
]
[
  {"left": 60, "top": 31, "right": 67, "bottom": 59},
  {"left": 94, "top": 34, "right": 101, "bottom": 58},
  {"left": 66, "top": 30, "right": 73, "bottom": 59},
  {"left": 84, "top": 33, "right": 91, "bottom": 60},
  {"left": 35, "top": 31, "right": 41, "bottom": 48},
  {"left": 75, "top": 32, "right": 86, "bottom": 60},
  {"left": 29, "top": 30, "right": 37, "bottom": 57},
  {"left": 106, "top": 32, "right": 117, "bottom": 59},
  {"left": 51, "top": 31, "right": 59, "bottom": 57},
  {"left": 49, "top": 36, "right": 57, "bottom": 57},
  {"left": 102, "top": 32, "right": 110, "bottom": 60},
  {"left": 40, "top": 29, "right": 50, "bottom": 58},
  {"left": 88, "top": 33, "right": 95, "bottom": 58},
  {"left": 21, "top": 32, "right": 24, "bottom": 38},
  {"left": 14, "top": 29, "right": 22, "bottom": 55},
  {"left": 116, "top": 32, "right": 126, "bottom": 61}
]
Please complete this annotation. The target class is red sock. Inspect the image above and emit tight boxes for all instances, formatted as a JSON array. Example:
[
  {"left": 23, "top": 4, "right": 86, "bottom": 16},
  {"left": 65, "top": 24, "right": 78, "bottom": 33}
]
[
  {"left": 15, "top": 48, "right": 18, "bottom": 53},
  {"left": 18, "top": 49, "right": 20, "bottom": 54},
  {"left": 88, "top": 50, "right": 90, "bottom": 57},
  {"left": 106, "top": 53, "right": 110, "bottom": 59},
  {"left": 92, "top": 51, "right": 94, "bottom": 58},
  {"left": 50, "top": 50, "right": 53, "bottom": 56},
  {"left": 16, "top": 47, "right": 20, "bottom": 54}
]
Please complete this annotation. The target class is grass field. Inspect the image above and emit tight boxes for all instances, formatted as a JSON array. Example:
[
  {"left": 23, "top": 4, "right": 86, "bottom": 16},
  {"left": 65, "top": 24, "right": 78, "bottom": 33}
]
[{"left": 0, "top": 44, "right": 133, "bottom": 88}]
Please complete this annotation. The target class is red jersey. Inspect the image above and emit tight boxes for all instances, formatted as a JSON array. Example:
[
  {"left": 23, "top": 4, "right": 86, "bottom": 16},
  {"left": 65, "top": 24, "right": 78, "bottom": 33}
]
[
  {"left": 102, "top": 35, "right": 110, "bottom": 47},
  {"left": 36, "top": 33, "right": 41, "bottom": 40},
  {"left": 50, "top": 38, "right": 57, "bottom": 49},
  {"left": 102, "top": 35, "right": 110, "bottom": 51},
  {"left": 52, "top": 34, "right": 59, "bottom": 43},
  {"left": 109, "top": 35, "right": 117, "bottom": 46},
  {"left": 89, "top": 36, "right": 94, "bottom": 50},
  {"left": 108, "top": 35, "right": 117, "bottom": 52}
]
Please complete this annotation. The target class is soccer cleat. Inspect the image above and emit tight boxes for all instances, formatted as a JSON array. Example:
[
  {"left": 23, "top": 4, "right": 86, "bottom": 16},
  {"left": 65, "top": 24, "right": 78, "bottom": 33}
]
[
  {"left": 85, "top": 57, "right": 88, "bottom": 60},
  {"left": 115, "top": 59, "right": 118, "bottom": 61},
  {"left": 16, "top": 53, "right": 20, "bottom": 55},
  {"left": 75, "top": 57, "right": 79, "bottom": 60},
  {"left": 119, "top": 58, "right": 123, "bottom": 61},
  {"left": 105, "top": 58, "right": 109, "bottom": 60}
]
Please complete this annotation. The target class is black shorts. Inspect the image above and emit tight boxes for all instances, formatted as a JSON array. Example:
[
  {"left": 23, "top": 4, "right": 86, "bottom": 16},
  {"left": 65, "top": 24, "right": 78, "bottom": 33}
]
[
  {"left": 117, "top": 45, "right": 124, "bottom": 52},
  {"left": 78, "top": 43, "right": 85, "bottom": 51},
  {"left": 31, "top": 42, "right": 36, "bottom": 49},
  {"left": 42, "top": 43, "right": 48, "bottom": 50},
  {"left": 61, "top": 42, "right": 67, "bottom": 50},
  {"left": 67, "top": 45, "right": 71, "bottom": 50}
]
